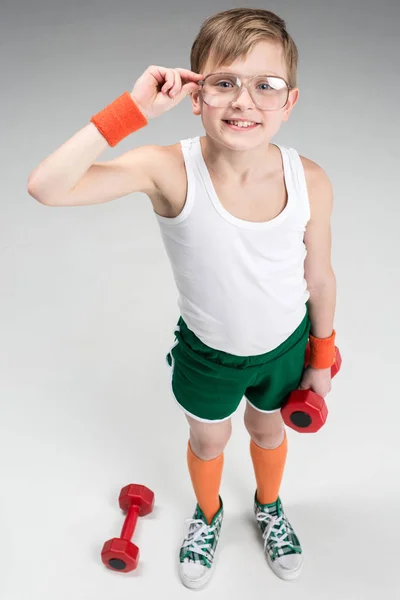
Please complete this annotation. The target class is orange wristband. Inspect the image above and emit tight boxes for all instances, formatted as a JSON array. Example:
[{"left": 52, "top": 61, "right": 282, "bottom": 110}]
[
  {"left": 90, "top": 91, "right": 148, "bottom": 147},
  {"left": 308, "top": 329, "right": 336, "bottom": 369}
]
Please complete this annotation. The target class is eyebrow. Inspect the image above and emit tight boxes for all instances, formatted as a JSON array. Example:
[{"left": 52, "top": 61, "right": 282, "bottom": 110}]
[{"left": 211, "top": 70, "right": 283, "bottom": 79}]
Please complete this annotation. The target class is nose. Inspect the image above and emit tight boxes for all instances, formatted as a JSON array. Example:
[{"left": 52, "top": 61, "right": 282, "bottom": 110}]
[{"left": 231, "top": 84, "right": 256, "bottom": 109}]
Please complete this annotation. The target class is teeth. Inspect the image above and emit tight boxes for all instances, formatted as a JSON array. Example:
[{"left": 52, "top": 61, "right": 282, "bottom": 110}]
[{"left": 226, "top": 120, "right": 257, "bottom": 128}]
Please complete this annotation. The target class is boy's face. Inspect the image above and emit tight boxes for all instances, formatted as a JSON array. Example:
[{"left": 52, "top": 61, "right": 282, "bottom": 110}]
[{"left": 190, "top": 40, "right": 299, "bottom": 147}]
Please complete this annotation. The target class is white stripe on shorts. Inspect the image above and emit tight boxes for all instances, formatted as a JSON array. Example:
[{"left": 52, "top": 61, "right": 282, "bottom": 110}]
[{"left": 164, "top": 330, "right": 238, "bottom": 424}]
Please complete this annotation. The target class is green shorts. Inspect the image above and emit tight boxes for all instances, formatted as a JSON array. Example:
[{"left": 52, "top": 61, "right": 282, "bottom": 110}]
[{"left": 165, "top": 303, "right": 311, "bottom": 422}]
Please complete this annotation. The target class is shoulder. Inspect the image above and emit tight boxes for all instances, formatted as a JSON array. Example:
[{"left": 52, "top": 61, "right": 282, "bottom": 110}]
[
  {"left": 144, "top": 141, "right": 187, "bottom": 206},
  {"left": 152, "top": 141, "right": 185, "bottom": 173},
  {"left": 143, "top": 141, "right": 185, "bottom": 185},
  {"left": 153, "top": 140, "right": 184, "bottom": 159},
  {"left": 299, "top": 154, "right": 331, "bottom": 186},
  {"left": 298, "top": 153, "right": 334, "bottom": 217}
]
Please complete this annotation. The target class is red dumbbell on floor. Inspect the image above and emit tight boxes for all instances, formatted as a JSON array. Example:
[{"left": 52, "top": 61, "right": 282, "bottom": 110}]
[
  {"left": 281, "top": 343, "right": 342, "bottom": 433},
  {"left": 101, "top": 484, "right": 154, "bottom": 572}
]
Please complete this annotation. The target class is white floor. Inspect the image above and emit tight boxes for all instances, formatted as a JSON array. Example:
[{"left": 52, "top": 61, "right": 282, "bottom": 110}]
[
  {"left": 1, "top": 233, "right": 399, "bottom": 599},
  {"left": 4, "top": 0, "right": 400, "bottom": 594}
]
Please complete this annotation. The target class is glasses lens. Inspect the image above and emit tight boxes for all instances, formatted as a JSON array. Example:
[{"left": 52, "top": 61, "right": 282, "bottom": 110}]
[{"left": 201, "top": 74, "right": 289, "bottom": 110}]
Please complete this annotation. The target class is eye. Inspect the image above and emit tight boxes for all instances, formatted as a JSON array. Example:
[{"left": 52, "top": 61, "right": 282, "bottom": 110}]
[
  {"left": 215, "top": 80, "right": 234, "bottom": 88},
  {"left": 258, "top": 82, "right": 273, "bottom": 91}
]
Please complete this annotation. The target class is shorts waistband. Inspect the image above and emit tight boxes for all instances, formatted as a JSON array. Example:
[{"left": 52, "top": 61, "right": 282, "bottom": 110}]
[{"left": 176, "top": 303, "right": 310, "bottom": 370}]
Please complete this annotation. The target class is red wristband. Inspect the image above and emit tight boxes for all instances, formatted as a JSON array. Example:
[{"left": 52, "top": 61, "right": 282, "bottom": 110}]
[
  {"left": 90, "top": 91, "right": 148, "bottom": 147},
  {"left": 308, "top": 329, "right": 336, "bottom": 369}
]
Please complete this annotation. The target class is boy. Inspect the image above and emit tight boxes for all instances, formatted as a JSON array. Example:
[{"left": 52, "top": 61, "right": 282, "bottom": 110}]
[{"left": 27, "top": 7, "right": 337, "bottom": 590}]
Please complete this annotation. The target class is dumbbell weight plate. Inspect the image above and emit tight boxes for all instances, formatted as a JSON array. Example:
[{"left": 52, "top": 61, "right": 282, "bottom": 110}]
[
  {"left": 101, "top": 538, "right": 139, "bottom": 572},
  {"left": 282, "top": 389, "right": 328, "bottom": 433},
  {"left": 119, "top": 484, "right": 154, "bottom": 516}
]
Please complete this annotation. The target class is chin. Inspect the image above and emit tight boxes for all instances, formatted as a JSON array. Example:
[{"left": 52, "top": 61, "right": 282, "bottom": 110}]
[{"left": 220, "top": 125, "right": 266, "bottom": 144}]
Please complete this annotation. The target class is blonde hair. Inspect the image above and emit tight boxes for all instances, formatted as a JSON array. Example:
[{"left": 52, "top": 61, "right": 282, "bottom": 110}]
[{"left": 190, "top": 8, "right": 299, "bottom": 89}]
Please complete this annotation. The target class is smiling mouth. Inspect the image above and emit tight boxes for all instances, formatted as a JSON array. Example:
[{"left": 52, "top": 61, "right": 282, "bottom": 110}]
[
  {"left": 222, "top": 120, "right": 261, "bottom": 129},
  {"left": 223, "top": 119, "right": 261, "bottom": 124}
]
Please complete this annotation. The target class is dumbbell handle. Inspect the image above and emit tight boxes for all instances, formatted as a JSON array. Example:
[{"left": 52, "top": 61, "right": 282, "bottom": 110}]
[{"left": 120, "top": 504, "right": 139, "bottom": 541}]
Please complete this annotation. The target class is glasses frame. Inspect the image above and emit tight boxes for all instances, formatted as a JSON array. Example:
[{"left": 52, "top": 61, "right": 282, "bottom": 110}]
[{"left": 197, "top": 72, "right": 293, "bottom": 111}]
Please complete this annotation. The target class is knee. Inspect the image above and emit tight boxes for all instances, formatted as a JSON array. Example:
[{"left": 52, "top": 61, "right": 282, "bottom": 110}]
[
  {"left": 249, "top": 429, "right": 285, "bottom": 449},
  {"left": 190, "top": 422, "right": 232, "bottom": 460},
  {"left": 244, "top": 415, "right": 285, "bottom": 449}
]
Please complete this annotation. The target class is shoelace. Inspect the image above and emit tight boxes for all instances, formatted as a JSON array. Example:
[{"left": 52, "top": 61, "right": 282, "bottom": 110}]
[
  {"left": 182, "top": 518, "right": 216, "bottom": 560},
  {"left": 256, "top": 511, "right": 295, "bottom": 554}
]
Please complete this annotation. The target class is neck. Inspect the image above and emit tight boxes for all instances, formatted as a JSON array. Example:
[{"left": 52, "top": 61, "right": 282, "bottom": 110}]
[{"left": 200, "top": 134, "right": 277, "bottom": 183}]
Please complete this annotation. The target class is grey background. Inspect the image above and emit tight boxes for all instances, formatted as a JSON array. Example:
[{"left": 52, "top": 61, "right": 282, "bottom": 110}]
[{"left": 2, "top": 0, "right": 400, "bottom": 598}]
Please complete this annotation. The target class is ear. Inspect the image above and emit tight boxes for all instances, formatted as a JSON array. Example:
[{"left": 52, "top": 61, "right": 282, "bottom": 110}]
[
  {"left": 282, "top": 87, "right": 299, "bottom": 122},
  {"left": 190, "top": 90, "right": 202, "bottom": 116}
]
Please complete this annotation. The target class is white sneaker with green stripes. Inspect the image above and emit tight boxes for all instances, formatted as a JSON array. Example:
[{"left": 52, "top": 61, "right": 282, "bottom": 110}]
[
  {"left": 179, "top": 498, "right": 223, "bottom": 590},
  {"left": 254, "top": 492, "right": 303, "bottom": 580}
]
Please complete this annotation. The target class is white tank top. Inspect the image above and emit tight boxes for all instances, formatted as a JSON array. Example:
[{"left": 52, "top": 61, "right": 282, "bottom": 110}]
[{"left": 154, "top": 136, "right": 311, "bottom": 356}]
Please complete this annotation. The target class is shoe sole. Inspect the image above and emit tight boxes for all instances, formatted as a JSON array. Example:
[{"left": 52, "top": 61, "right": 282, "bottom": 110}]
[
  {"left": 179, "top": 564, "right": 214, "bottom": 590},
  {"left": 178, "top": 522, "right": 222, "bottom": 590},
  {"left": 266, "top": 552, "right": 303, "bottom": 581},
  {"left": 254, "top": 506, "right": 303, "bottom": 582}
]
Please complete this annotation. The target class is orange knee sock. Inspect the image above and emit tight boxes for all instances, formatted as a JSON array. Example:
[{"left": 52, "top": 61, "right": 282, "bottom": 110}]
[
  {"left": 249, "top": 431, "right": 288, "bottom": 505},
  {"left": 187, "top": 440, "right": 224, "bottom": 524}
]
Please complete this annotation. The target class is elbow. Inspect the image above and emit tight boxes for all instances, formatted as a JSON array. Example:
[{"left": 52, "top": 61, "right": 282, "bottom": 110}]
[
  {"left": 27, "top": 178, "right": 52, "bottom": 205},
  {"left": 308, "top": 271, "right": 336, "bottom": 292},
  {"left": 27, "top": 175, "right": 41, "bottom": 201}
]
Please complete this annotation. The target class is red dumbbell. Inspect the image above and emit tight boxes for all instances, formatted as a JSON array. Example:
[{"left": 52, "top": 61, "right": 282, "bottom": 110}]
[
  {"left": 101, "top": 484, "right": 154, "bottom": 572},
  {"left": 281, "top": 344, "right": 342, "bottom": 433}
]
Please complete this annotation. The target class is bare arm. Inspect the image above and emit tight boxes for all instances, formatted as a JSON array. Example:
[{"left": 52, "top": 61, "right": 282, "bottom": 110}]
[
  {"left": 27, "top": 66, "right": 204, "bottom": 207},
  {"left": 27, "top": 121, "right": 163, "bottom": 207}
]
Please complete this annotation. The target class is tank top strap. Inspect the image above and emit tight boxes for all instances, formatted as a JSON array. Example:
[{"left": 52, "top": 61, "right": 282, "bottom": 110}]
[
  {"left": 278, "top": 146, "right": 311, "bottom": 223},
  {"left": 179, "top": 137, "right": 198, "bottom": 175}
]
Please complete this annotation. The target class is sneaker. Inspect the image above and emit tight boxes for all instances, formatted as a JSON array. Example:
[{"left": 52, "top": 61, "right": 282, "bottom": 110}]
[
  {"left": 179, "top": 498, "right": 223, "bottom": 590},
  {"left": 254, "top": 492, "right": 303, "bottom": 580}
]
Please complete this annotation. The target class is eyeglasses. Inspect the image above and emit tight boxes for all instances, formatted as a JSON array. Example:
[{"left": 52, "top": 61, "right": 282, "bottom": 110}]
[{"left": 197, "top": 72, "right": 292, "bottom": 111}]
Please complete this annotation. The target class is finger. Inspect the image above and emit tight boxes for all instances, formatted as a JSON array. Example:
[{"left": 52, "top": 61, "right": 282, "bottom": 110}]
[
  {"left": 175, "top": 68, "right": 204, "bottom": 81},
  {"left": 148, "top": 65, "right": 170, "bottom": 87},
  {"left": 298, "top": 384, "right": 310, "bottom": 390},
  {"left": 162, "top": 69, "right": 175, "bottom": 94},
  {"left": 170, "top": 69, "right": 182, "bottom": 97},
  {"left": 169, "top": 70, "right": 179, "bottom": 96},
  {"left": 182, "top": 81, "right": 201, "bottom": 95},
  {"left": 161, "top": 69, "right": 174, "bottom": 94}
]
